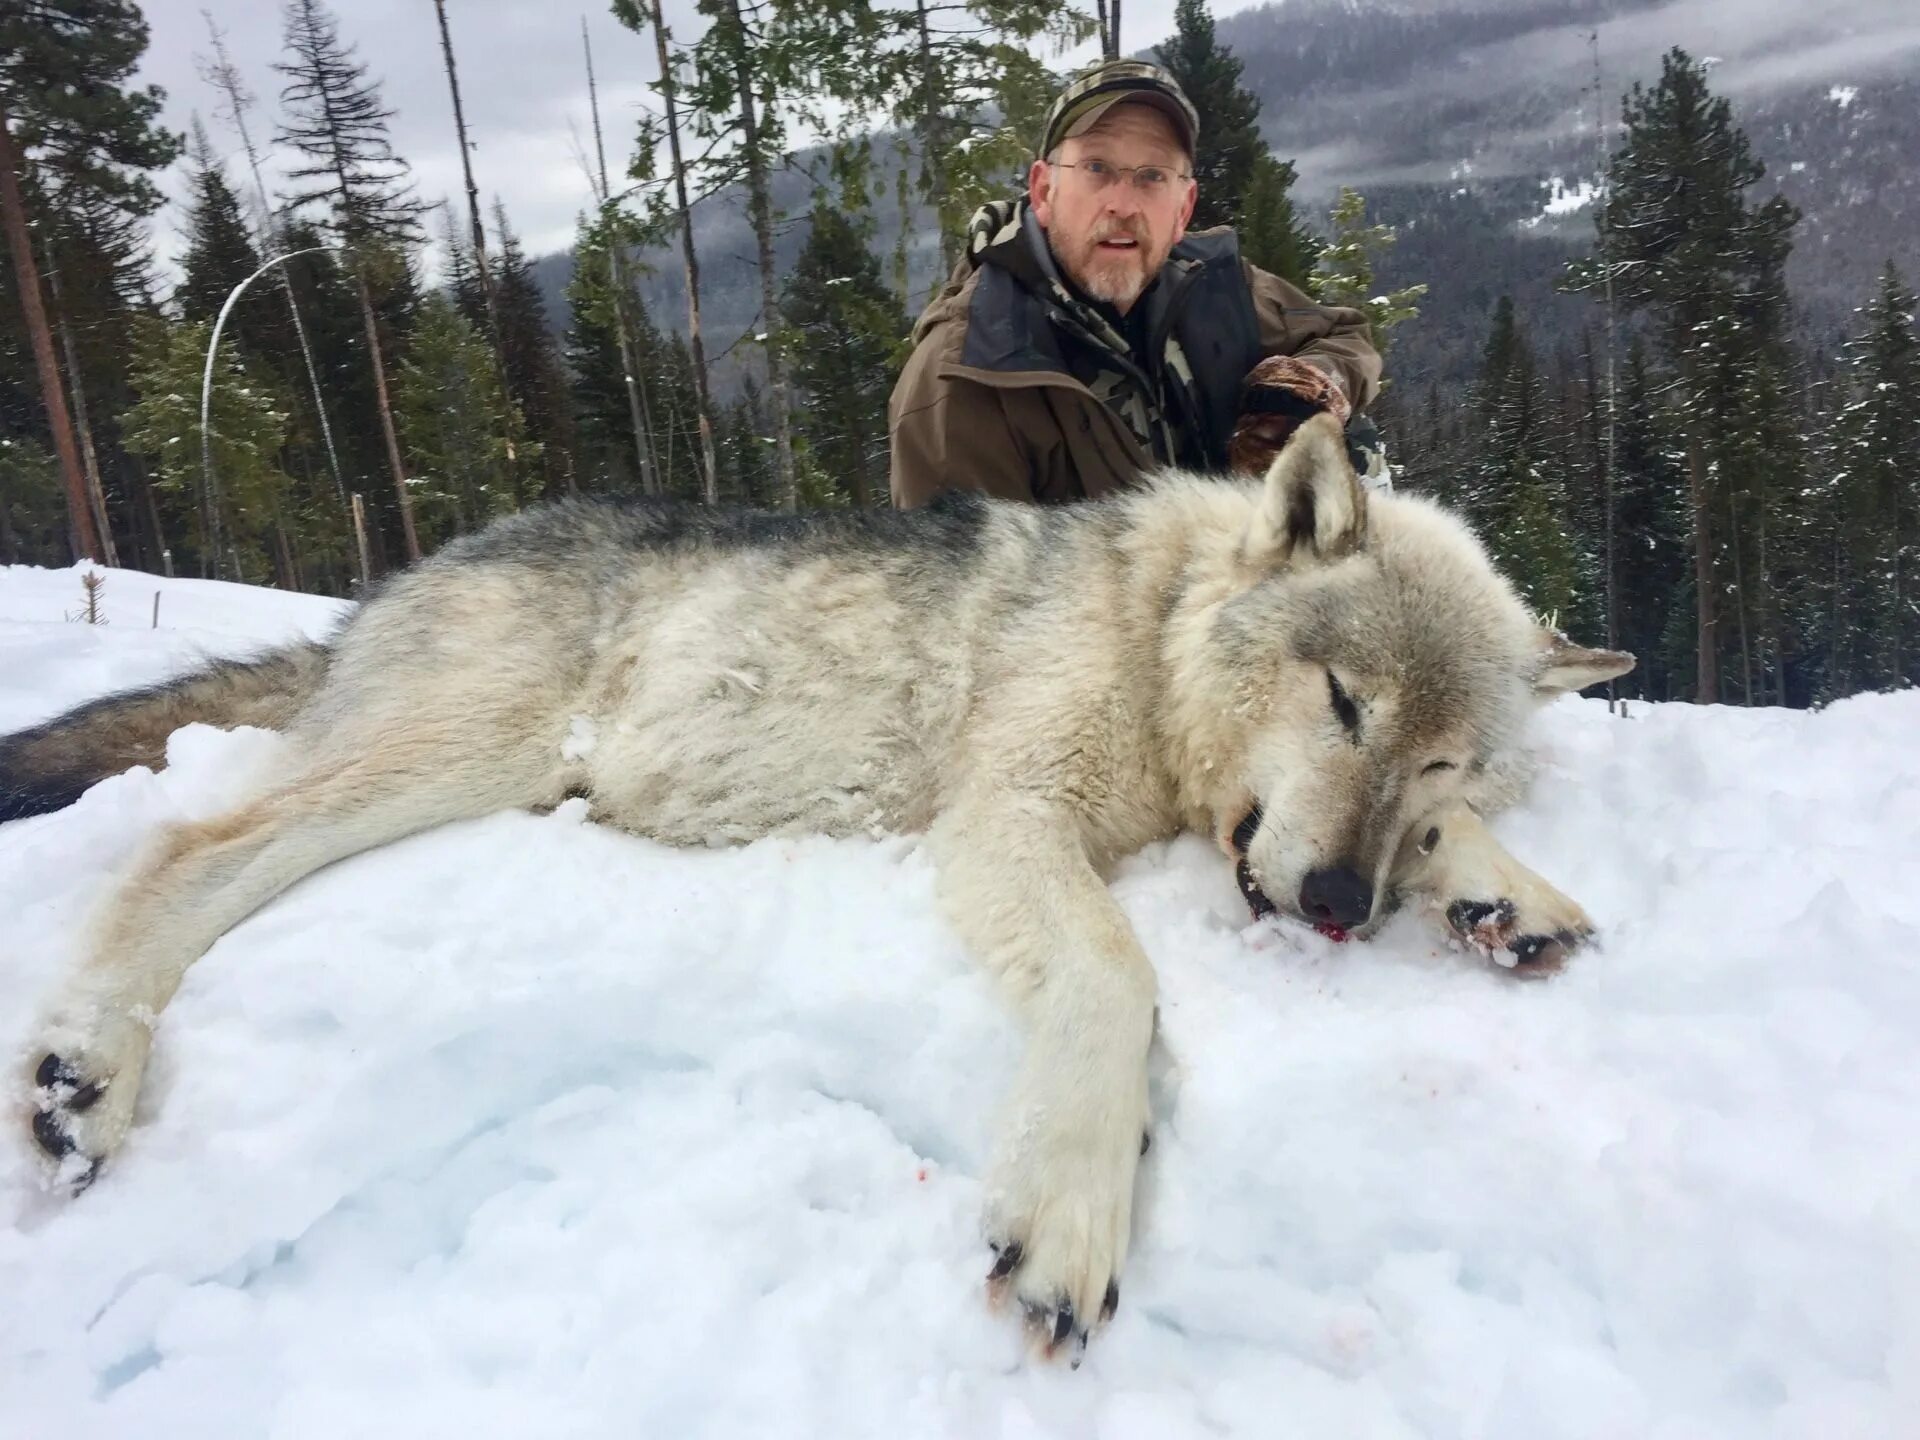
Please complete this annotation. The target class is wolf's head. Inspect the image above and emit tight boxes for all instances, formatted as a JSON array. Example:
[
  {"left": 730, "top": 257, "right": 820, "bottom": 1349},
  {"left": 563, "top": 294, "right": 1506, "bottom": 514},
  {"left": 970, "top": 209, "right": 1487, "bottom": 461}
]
[{"left": 1167, "top": 412, "right": 1632, "bottom": 934}]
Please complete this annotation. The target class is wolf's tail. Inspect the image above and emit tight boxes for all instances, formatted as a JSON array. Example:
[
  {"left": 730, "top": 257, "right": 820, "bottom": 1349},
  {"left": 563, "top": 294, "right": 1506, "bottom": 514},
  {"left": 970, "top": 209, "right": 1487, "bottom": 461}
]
[{"left": 0, "top": 641, "right": 332, "bottom": 823}]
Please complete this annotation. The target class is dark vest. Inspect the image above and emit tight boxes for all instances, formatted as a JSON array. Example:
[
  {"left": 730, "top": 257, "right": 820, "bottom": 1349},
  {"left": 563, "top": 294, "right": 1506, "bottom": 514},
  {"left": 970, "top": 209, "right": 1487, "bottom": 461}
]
[{"left": 960, "top": 223, "right": 1265, "bottom": 471}]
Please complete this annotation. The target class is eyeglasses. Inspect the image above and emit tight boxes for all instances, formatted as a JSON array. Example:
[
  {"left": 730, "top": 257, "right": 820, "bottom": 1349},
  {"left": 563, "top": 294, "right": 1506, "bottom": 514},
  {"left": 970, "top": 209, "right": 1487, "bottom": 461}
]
[{"left": 1051, "top": 158, "right": 1192, "bottom": 196}]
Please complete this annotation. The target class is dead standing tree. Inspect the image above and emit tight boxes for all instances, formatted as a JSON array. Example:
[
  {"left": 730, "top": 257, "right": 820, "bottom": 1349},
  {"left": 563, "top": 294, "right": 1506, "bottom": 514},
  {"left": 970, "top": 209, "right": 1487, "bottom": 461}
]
[
  {"left": 198, "top": 12, "right": 350, "bottom": 524},
  {"left": 614, "top": 0, "right": 721, "bottom": 503},
  {"left": 275, "top": 0, "right": 428, "bottom": 562}
]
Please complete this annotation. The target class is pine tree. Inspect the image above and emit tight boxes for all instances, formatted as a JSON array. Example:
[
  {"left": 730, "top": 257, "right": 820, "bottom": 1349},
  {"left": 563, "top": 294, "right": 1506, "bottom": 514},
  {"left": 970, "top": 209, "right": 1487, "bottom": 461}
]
[
  {"left": 123, "top": 315, "right": 297, "bottom": 584},
  {"left": 1155, "top": 0, "right": 1260, "bottom": 232},
  {"left": 655, "top": 330, "right": 708, "bottom": 500},
  {"left": 781, "top": 205, "right": 907, "bottom": 508},
  {"left": 1829, "top": 263, "right": 1920, "bottom": 692},
  {"left": 394, "top": 291, "right": 523, "bottom": 548},
  {"left": 886, "top": 1, "right": 1094, "bottom": 275},
  {"left": 685, "top": 0, "right": 799, "bottom": 510},
  {"left": 275, "top": 212, "right": 393, "bottom": 576},
  {"left": 1153, "top": 0, "right": 1319, "bottom": 286},
  {"left": 490, "top": 200, "right": 574, "bottom": 501},
  {"left": 0, "top": 434, "right": 65, "bottom": 564},
  {"left": 566, "top": 210, "right": 642, "bottom": 494},
  {"left": 1314, "top": 188, "right": 1424, "bottom": 360},
  {"left": 1239, "top": 153, "right": 1320, "bottom": 290},
  {"left": 719, "top": 377, "right": 775, "bottom": 507},
  {"left": 579, "top": 21, "right": 662, "bottom": 496},
  {"left": 275, "top": 0, "right": 427, "bottom": 562},
  {"left": 176, "top": 120, "right": 262, "bottom": 327},
  {"left": 1568, "top": 48, "right": 1798, "bottom": 703},
  {"left": 613, "top": 0, "right": 719, "bottom": 500},
  {"left": 430, "top": 0, "right": 512, "bottom": 426},
  {"left": 1462, "top": 298, "right": 1586, "bottom": 622},
  {"left": 1610, "top": 341, "right": 1691, "bottom": 700},
  {"left": 0, "top": 0, "right": 179, "bottom": 562},
  {"left": 198, "top": 13, "right": 351, "bottom": 531}
]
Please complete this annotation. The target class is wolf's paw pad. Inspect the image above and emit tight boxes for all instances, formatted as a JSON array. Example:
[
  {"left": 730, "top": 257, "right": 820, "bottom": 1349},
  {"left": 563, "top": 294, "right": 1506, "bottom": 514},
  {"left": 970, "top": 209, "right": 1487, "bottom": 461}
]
[
  {"left": 1446, "top": 898, "right": 1588, "bottom": 975},
  {"left": 986, "top": 1240, "right": 1118, "bottom": 1366},
  {"left": 983, "top": 1154, "right": 1134, "bottom": 1363},
  {"left": 28, "top": 1025, "right": 149, "bottom": 1190}
]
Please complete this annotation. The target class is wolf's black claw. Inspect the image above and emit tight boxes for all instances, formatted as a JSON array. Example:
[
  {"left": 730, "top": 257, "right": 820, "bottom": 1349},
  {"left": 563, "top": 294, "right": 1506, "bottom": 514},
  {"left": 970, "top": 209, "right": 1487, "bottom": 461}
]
[
  {"left": 36, "top": 1054, "right": 80, "bottom": 1090},
  {"left": 1102, "top": 1279, "right": 1119, "bottom": 1321},
  {"left": 1511, "top": 930, "right": 1581, "bottom": 972},
  {"left": 1140, "top": 1130, "right": 1151, "bottom": 1156},
  {"left": 68, "top": 1081, "right": 101, "bottom": 1111},
  {"left": 1447, "top": 897, "right": 1515, "bottom": 935},
  {"left": 1511, "top": 934, "right": 1554, "bottom": 965},
  {"left": 1051, "top": 1301, "right": 1075, "bottom": 1346},
  {"left": 32, "top": 1109, "right": 75, "bottom": 1159},
  {"left": 988, "top": 1240, "right": 1023, "bottom": 1280}
]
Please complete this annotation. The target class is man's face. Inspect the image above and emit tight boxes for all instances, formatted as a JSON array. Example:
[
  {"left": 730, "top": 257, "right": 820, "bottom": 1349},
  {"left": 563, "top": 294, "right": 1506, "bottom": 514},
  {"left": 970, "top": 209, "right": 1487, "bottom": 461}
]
[{"left": 1028, "top": 102, "right": 1198, "bottom": 315}]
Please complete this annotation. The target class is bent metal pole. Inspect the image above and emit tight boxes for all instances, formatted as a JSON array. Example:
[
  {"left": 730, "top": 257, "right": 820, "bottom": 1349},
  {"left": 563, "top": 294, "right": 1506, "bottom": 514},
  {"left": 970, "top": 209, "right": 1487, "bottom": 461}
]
[{"left": 199, "top": 246, "right": 332, "bottom": 578}]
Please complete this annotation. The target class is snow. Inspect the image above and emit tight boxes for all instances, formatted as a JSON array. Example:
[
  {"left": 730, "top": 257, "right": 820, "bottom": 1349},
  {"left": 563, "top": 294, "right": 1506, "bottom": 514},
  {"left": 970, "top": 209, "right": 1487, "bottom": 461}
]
[
  {"left": 4, "top": 564, "right": 1920, "bottom": 1438},
  {"left": 1829, "top": 85, "right": 1860, "bottom": 109},
  {"left": 1525, "top": 177, "right": 1601, "bottom": 230}
]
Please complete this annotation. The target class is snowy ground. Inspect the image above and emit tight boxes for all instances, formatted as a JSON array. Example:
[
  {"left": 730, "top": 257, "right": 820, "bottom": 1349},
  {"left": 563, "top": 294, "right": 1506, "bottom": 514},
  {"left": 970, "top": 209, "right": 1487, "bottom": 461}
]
[{"left": 2, "top": 561, "right": 1918, "bottom": 1439}]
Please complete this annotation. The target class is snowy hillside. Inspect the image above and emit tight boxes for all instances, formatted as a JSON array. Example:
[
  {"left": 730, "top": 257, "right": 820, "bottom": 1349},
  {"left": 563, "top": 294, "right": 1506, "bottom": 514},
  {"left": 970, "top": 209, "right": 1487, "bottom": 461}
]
[{"left": 2, "top": 564, "right": 1918, "bottom": 1438}]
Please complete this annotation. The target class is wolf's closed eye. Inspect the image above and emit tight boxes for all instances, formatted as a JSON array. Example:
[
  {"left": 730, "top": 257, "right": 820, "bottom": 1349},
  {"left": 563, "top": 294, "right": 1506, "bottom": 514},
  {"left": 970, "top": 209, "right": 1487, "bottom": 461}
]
[{"left": 1327, "top": 671, "right": 1360, "bottom": 734}]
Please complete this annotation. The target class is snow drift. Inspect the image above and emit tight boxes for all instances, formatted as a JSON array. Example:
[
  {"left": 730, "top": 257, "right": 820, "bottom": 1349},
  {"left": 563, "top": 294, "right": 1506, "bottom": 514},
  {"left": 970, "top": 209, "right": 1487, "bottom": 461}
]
[{"left": 2, "top": 562, "right": 1916, "bottom": 1438}]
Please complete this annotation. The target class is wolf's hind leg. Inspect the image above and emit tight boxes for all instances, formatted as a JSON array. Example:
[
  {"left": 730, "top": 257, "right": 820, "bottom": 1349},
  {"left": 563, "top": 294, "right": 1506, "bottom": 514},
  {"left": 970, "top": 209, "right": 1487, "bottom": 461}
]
[
  {"left": 1392, "top": 798, "right": 1594, "bottom": 975},
  {"left": 28, "top": 722, "right": 567, "bottom": 1184}
]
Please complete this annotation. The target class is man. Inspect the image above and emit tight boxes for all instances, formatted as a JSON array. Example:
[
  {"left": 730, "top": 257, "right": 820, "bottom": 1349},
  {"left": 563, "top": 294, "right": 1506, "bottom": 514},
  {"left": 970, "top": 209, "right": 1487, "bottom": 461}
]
[{"left": 889, "top": 60, "right": 1384, "bottom": 508}]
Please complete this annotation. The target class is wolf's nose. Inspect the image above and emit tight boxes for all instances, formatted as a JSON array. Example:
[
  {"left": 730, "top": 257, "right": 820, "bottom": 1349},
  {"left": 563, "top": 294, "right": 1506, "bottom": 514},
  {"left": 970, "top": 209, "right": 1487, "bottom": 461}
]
[{"left": 1299, "top": 867, "right": 1372, "bottom": 928}]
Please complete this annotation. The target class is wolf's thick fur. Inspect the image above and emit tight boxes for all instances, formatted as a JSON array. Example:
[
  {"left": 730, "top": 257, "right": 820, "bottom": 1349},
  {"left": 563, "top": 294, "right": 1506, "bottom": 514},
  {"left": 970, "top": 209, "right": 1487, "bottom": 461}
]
[
  {"left": 9, "top": 416, "right": 1629, "bottom": 1356},
  {"left": 0, "top": 643, "right": 329, "bottom": 823}
]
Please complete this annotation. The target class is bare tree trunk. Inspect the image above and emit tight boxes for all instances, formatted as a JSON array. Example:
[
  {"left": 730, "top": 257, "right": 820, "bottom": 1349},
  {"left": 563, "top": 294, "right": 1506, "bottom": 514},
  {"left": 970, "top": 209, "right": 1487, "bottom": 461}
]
[
  {"left": 723, "top": 4, "right": 797, "bottom": 512},
  {"left": 1095, "top": 0, "right": 1113, "bottom": 58},
  {"left": 433, "top": 0, "right": 520, "bottom": 472},
  {"left": 913, "top": 0, "right": 953, "bottom": 274},
  {"left": 1589, "top": 36, "right": 1621, "bottom": 713},
  {"left": 648, "top": 0, "right": 719, "bottom": 503},
  {"left": 584, "top": 19, "right": 662, "bottom": 496},
  {"left": 1727, "top": 487, "right": 1752, "bottom": 705},
  {"left": 1754, "top": 488, "right": 1783, "bottom": 705},
  {"left": 353, "top": 266, "right": 420, "bottom": 562},
  {"left": 851, "top": 433, "right": 872, "bottom": 509},
  {"left": 41, "top": 244, "right": 120, "bottom": 566},
  {"left": 1111, "top": 0, "right": 1122, "bottom": 57},
  {"left": 274, "top": 516, "right": 298, "bottom": 590},
  {"left": 350, "top": 491, "right": 372, "bottom": 589},
  {"left": 0, "top": 108, "right": 101, "bottom": 562},
  {"left": 202, "top": 15, "right": 351, "bottom": 518},
  {"left": 1687, "top": 436, "right": 1717, "bottom": 704}
]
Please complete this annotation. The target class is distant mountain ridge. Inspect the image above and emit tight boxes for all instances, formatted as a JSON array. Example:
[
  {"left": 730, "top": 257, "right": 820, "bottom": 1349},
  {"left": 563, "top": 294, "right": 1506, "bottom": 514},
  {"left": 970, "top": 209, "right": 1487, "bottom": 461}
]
[{"left": 532, "top": 0, "right": 1918, "bottom": 397}]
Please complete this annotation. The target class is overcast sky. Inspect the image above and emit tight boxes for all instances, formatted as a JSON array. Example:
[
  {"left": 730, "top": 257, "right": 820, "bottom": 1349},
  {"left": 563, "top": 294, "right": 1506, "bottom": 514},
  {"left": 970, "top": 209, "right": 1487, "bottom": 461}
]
[
  {"left": 134, "top": 0, "right": 1221, "bottom": 282},
  {"left": 133, "top": 0, "right": 1919, "bottom": 283}
]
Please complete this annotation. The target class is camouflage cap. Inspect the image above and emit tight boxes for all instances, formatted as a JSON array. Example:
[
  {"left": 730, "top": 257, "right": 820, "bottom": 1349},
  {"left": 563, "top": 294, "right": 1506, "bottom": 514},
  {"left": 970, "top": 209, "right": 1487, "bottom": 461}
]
[{"left": 1039, "top": 60, "right": 1200, "bottom": 162}]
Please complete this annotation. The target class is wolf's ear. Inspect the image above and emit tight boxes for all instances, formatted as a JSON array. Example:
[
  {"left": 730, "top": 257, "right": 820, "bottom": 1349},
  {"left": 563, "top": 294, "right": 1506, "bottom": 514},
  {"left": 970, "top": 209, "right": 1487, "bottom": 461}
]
[
  {"left": 1533, "top": 629, "right": 1635, "bottom": 695},
  {"left": 1240, "top": 411, "right": 1367, "bottom": 572}
]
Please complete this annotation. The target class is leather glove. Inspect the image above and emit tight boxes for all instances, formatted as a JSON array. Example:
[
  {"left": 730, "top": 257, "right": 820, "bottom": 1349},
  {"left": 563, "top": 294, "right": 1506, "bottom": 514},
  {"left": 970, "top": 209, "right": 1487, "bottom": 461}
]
[{"left": 1226, "top": 355, "right": 1352, "bottom": 476}]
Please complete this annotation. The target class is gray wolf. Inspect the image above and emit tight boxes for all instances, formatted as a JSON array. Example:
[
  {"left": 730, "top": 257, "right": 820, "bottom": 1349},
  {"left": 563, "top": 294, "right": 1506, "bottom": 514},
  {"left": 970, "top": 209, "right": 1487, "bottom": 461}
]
[{"left": 4, "top": 415, "right": 1630, "bottom": 1360}]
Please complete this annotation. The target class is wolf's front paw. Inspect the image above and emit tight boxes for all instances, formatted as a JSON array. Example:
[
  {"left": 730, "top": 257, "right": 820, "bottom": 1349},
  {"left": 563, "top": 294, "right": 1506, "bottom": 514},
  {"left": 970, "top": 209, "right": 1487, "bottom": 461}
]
[
  {"left": 28, "top": 1011, "right": 153, "bottom": 1190},
  {"left": 983, "top": 1089, "right": 1143, "bottom": 1363},
  {"left": 1445, "top": 892, "right": 1593, "bottom": 975}
]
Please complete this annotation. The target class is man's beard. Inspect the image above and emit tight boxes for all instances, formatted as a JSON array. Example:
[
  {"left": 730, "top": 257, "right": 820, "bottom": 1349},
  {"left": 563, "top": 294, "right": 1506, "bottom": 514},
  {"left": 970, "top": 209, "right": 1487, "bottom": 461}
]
[{"left": 1064, "top": 219, "right": 1160, "bottom": 311}]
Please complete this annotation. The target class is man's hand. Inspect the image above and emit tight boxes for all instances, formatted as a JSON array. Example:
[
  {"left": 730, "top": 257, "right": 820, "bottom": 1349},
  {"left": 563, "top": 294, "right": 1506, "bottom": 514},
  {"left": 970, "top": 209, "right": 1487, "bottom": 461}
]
[{"left": 1226, "top": 354, "right": 1352, "bottom": 476}]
